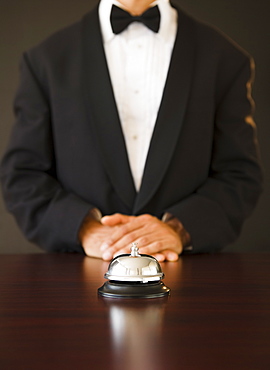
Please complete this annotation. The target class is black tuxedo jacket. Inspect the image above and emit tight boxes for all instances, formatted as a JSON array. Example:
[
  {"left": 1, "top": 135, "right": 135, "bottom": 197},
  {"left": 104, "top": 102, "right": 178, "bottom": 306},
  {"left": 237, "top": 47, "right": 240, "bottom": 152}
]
[{"left": 0, "top": 4, "right": 263, "bottom": 253}]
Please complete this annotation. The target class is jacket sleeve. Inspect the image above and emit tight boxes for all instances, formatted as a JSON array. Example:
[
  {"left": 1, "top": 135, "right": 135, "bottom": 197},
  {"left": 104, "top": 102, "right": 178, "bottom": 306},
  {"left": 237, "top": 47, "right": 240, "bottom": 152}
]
[
  {"left": 0, "top": 53, "right": 92, "bottom": 253},
  {"left": 165, "top": 57, "right": 263, "bottom": 253}
]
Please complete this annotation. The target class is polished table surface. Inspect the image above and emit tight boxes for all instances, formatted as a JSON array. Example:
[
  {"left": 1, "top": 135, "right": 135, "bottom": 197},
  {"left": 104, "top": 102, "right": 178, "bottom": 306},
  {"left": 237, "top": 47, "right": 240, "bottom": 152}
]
[{"left": 0, "top": 253, "right": 270, "bottom": 370}]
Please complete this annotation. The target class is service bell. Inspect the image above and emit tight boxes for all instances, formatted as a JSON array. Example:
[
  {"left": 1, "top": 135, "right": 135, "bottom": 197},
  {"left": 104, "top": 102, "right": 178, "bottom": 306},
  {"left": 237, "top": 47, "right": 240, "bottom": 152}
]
[{"left": 98, "top": 243, "right": 171, "bottom": 298}]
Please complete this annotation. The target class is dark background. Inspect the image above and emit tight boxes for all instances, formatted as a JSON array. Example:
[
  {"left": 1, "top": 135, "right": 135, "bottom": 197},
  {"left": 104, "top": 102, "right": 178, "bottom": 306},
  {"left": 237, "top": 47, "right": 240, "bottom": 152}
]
[{"left": 0, "top": 0, "right": 269, "bottom": 253}]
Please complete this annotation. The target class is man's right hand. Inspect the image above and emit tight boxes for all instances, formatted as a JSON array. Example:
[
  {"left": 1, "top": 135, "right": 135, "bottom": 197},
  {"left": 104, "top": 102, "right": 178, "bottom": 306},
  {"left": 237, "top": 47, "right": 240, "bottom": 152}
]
[{"left": 78, "top": 216, "right": 114, "bottom": 259}]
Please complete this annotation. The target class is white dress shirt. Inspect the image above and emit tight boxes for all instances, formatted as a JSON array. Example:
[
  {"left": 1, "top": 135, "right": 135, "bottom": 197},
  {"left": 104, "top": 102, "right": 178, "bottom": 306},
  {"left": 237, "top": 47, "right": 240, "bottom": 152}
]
[{"left": 99, "top": 0, "right": 177, "bottom": 191}]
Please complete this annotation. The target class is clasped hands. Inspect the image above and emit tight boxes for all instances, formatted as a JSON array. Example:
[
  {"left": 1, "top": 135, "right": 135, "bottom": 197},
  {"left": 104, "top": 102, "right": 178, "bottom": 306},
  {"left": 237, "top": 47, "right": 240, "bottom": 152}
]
[{"left": 79, "top": 213, "right": 183, "bottom": 262}]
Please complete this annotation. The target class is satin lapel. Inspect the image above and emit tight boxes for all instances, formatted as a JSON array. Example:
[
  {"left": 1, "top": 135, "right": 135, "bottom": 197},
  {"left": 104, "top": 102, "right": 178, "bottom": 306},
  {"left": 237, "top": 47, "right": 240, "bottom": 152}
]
[
  {"left": 81, "top": 8, "right": 136, "bottom": 209},
  {"left": 133, "top": 9, "right": 196, "bottom": 214}
]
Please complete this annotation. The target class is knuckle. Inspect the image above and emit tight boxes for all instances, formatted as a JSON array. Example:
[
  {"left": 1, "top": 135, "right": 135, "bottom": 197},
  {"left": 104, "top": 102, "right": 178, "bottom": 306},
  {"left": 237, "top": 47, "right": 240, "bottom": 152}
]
[
  {"left": 140, "top": 214, "right": 153, "bottom": 222},
  {"left": 153, "top": 240, "right": 162, "bottom": 250},
  {"left": 124, "top": 233, "right": 134, "bottom": 245},
  {"left": 119, "top": 224, "right": 128, "bottom": 234},
  {"left": 139, "top": 236, "right": 148, "bottom": 245}
]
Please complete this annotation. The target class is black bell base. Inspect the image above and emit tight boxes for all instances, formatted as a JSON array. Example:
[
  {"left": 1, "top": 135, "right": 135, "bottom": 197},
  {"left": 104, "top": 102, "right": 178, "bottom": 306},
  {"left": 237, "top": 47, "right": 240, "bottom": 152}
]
[{"left": 98, "top": 281, "right": 170, "bottom": 299}]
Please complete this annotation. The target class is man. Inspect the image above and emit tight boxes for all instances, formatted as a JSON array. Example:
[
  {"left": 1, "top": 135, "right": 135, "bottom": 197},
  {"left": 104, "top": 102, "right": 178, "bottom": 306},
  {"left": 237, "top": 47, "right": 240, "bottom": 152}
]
[{"left": 0, "top": 0, "right": 263, "bottom": 261}]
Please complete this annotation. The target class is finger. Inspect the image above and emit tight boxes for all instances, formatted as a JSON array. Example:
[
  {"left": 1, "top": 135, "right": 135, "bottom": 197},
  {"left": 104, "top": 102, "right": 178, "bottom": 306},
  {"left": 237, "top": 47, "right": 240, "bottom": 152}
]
[
  {"left": 102, "top": 217, "right": 148, "bottom": 250},
  {"left": 102, "top": 214, "right": 156, "bottom": 245},
  {"left": 103, "top": 243, "right": 137, "bottom": 260},
  {"left": 102, "top": 250, "right": 114, "bottom": 261},
  {"left": 113, "top": 246, "right": 133, "bottom": 257},
  {"left": 101, "top": 213, "right": 135, "bottom": 226},
  {"left": 151, "top": 253, "right": 166, "bottom": 262},
  {"left": 100, "top": 215, "right": 139, "bottom": 253},
  {"left": 104, "top": 233, "right": 142, "bottom": 259},
  {"left": 102, "top": 231, "right": 140, "bottom": 260},
  {"left": 161, "top": 249, "right": 179, "bottom": 262},
  {"left": 109, "top": 214, "right": 158, "bottom": 241},
  {"left": 112, "top": 249, "right": 166, "bottom": 263},
  {"left": 138, "top": 237, "right": 182, "bottom": 257},
  {"left": 137, "top": 240, "right": 168, "bottom": 256}
]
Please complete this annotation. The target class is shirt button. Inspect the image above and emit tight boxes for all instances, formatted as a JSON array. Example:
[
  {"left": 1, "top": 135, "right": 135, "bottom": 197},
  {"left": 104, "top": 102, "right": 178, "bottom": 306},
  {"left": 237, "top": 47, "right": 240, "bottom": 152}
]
[{"left": 132, "top": 135, "right": 138, "bottom": 140}]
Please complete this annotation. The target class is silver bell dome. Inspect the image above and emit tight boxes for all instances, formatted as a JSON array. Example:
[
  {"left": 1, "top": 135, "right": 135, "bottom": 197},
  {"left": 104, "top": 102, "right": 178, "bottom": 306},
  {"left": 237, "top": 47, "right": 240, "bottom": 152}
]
[{"left": 104, "top": 243, "right": 164, "bottom": 283}]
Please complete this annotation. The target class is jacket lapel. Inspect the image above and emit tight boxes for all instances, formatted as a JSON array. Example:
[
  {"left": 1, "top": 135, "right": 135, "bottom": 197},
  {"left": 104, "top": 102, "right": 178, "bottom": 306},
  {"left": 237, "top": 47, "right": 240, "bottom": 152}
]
[
  {"left": 81, "top": 7, "right": 137, "bottom": 210},
  {"left": 133, "top": 9, "right": 196, "bottom": 214}
]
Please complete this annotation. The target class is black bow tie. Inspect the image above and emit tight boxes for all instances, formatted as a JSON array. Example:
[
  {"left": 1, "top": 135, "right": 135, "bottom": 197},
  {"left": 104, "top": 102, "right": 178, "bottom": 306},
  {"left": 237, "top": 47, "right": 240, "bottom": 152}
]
[{"left": 110, "top": 5, "right": 161, "bottom": 34}]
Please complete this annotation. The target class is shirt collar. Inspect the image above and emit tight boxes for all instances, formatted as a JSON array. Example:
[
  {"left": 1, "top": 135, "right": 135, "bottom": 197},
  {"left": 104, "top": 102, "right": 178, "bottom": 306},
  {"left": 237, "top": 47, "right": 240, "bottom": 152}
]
[{"left": 98, "top": 0, "right": 177, "bottom": 44}]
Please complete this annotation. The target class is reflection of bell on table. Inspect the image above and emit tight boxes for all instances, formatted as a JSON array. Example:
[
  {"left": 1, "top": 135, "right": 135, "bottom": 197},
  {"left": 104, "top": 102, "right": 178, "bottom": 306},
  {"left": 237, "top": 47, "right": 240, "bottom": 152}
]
[{"left": 98, "top": 243, "right": 171, "bottom": 298}]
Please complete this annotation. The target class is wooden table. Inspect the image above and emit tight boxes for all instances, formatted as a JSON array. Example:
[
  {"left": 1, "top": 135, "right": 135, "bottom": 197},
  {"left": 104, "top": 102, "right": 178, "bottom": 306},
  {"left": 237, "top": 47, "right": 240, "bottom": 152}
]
[{"left": 0, "top": 253, "right": 270, "bottom": 370}]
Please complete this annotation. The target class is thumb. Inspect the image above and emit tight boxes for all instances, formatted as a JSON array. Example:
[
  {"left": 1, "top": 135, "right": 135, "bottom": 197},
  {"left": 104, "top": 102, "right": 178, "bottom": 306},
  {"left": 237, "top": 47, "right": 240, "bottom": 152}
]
[{"left": 101, "top": 213, "right": 135, "bottom": 226}]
